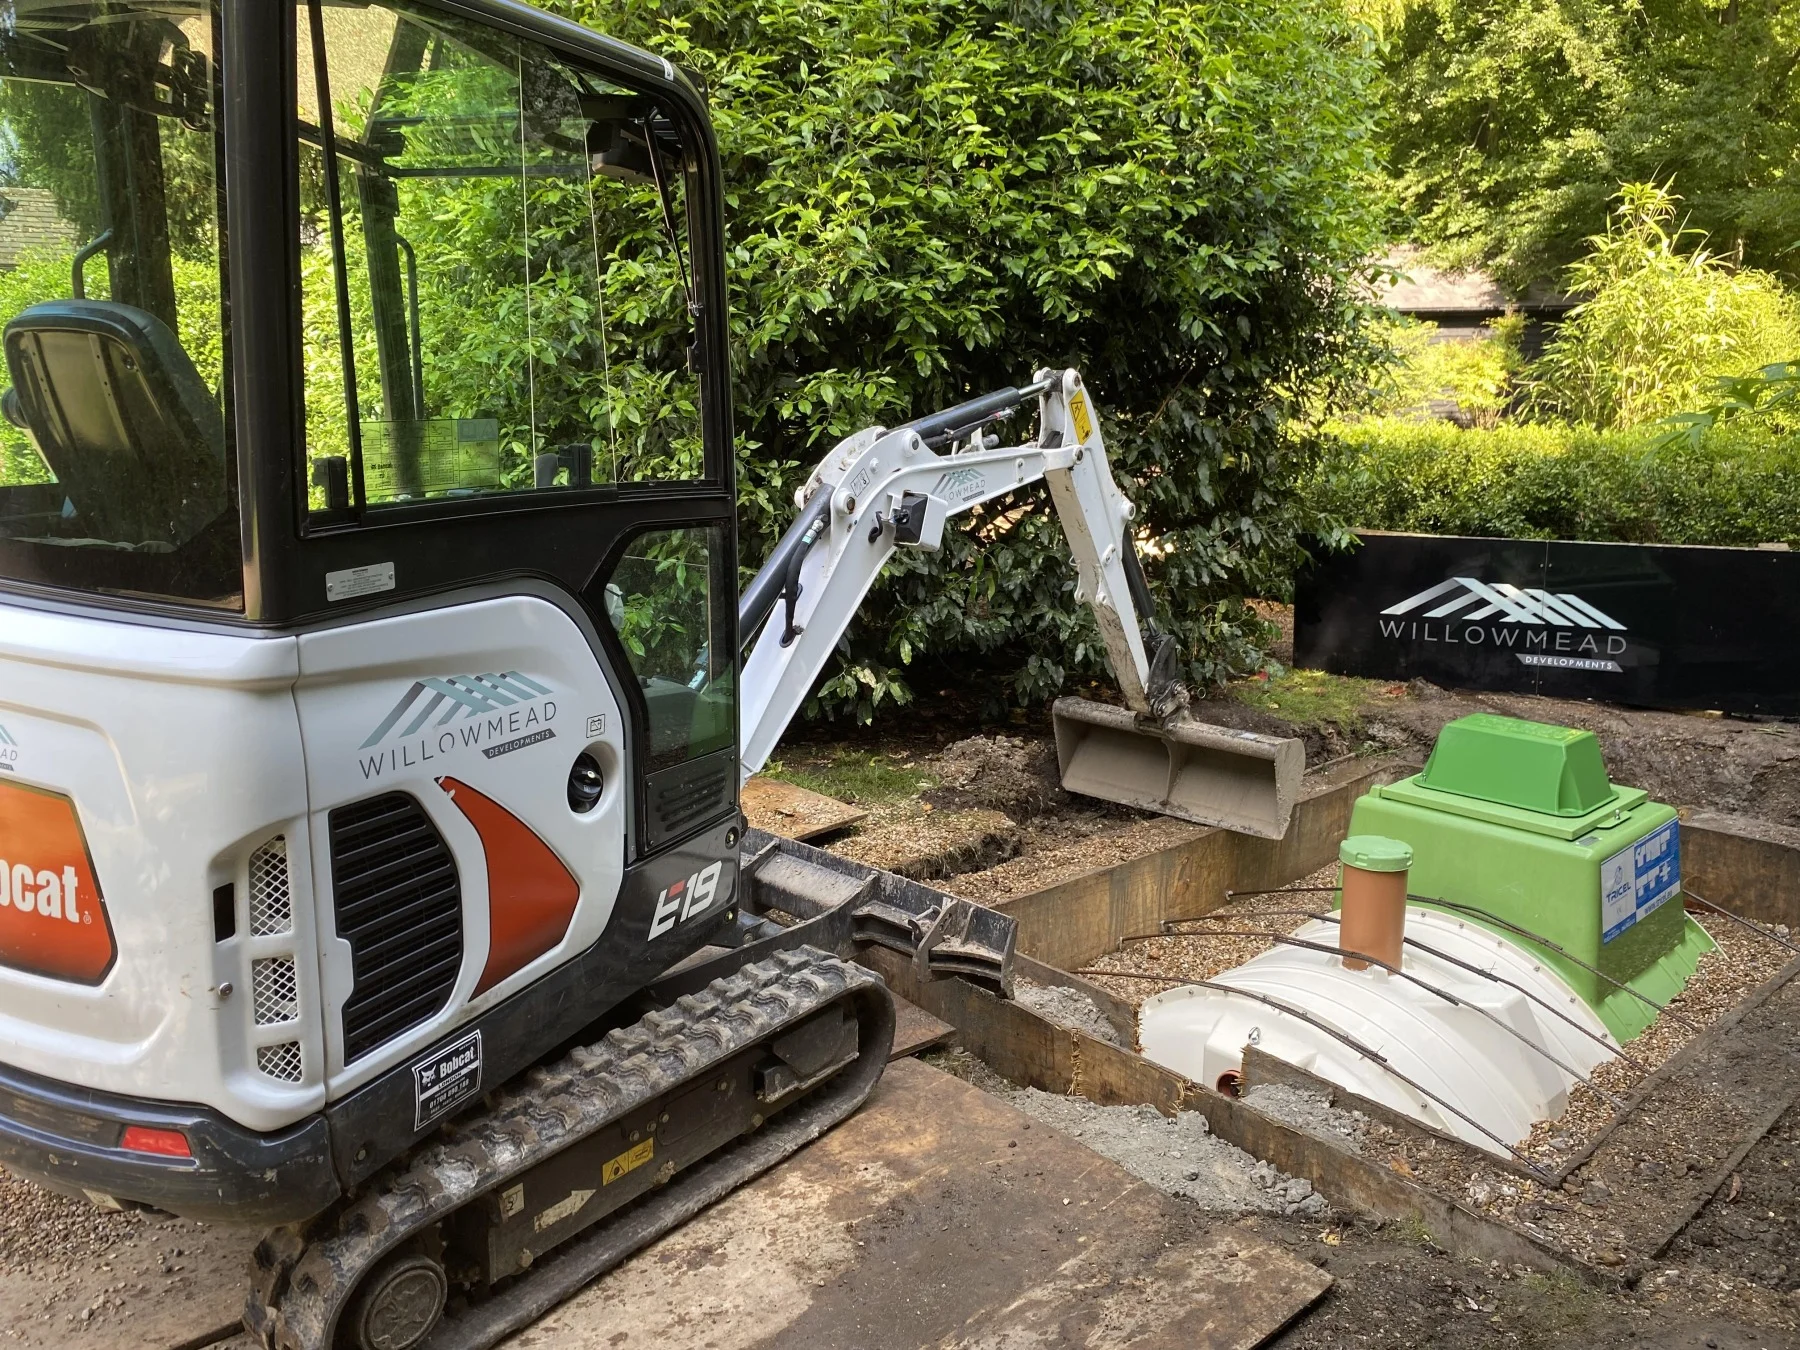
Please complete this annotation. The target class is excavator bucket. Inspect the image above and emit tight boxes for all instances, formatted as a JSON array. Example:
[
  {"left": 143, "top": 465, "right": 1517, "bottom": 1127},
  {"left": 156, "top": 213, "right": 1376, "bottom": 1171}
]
[{"left": 1051, "top": 697, "right": 1305, "bottom": 839}]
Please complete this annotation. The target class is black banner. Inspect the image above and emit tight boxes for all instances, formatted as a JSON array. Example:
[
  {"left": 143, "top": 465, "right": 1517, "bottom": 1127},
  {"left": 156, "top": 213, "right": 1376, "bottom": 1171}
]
[{"left": 1294, "top": 531, "right": 1800, "bottom": 716}]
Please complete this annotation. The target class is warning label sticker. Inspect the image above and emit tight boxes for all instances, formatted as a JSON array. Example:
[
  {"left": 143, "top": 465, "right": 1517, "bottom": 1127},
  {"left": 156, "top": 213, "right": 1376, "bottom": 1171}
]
[{"left": 1600, "top": 819, "right": 1680, "bottom": 944}]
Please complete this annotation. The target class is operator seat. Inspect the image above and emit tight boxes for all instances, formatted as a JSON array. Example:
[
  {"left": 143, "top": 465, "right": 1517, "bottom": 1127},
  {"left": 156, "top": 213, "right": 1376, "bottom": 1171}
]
[{"left": 2, "top": 300, "right": 227, "bottom": 548}]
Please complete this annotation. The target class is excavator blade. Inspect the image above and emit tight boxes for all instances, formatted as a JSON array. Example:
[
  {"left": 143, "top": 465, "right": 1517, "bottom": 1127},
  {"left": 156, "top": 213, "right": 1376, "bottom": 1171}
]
[{"left": 1051, "top": 696, "right": 1304, "bottom": 839}]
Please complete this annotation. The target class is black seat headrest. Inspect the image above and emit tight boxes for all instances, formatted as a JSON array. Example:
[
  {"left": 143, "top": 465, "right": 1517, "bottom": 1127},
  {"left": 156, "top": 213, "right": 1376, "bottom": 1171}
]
[{"left": 3, "top": 300, "right": 226, "bottom": 547}]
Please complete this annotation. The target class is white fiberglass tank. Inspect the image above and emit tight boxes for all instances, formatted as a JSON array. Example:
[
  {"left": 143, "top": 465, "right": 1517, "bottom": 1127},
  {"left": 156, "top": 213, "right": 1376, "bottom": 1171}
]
[{"left": 1137, "top": 906, "right": 1624, "bottom": 1156}]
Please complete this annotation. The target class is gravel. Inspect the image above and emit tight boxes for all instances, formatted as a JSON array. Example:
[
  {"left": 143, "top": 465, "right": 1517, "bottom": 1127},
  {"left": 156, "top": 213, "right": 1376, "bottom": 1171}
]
[
  {"left": 1010, "top": 980, "right": 1125, "bottom": 1047},
  {"left": 928, "top": 1048, "right": 1330, "bottom": 1218},
  {"left": 1005, "top": 1088, "right": 1330, "bottom": 1217},
  {"left": 1076, "top": 861, "right": 1342, "bottom": 1006},
  {"left": 0, "top": 1166, "right": 148, "bottom": 1271},
  {"left": 1243, "top": 1083, "right": 1371, "bottom": 1154}
]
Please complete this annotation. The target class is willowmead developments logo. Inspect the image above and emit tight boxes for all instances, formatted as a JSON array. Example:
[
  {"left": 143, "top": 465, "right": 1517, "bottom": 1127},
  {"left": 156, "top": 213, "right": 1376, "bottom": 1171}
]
[
  {"left": 0, "top": 724, "right": 16, "bottom": 773},
  {"left": 1379, "top": 577, "right": 1630, "bottom": 673},
  {"left": 358, "top": 672, "right": 558, "bottom": 780}
]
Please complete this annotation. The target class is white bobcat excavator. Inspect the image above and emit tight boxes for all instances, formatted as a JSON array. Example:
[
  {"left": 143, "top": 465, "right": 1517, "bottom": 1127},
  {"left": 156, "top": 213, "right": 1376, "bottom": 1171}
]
[{"left": 0, "top": 2, "right": 1297, "bottom": 1348}]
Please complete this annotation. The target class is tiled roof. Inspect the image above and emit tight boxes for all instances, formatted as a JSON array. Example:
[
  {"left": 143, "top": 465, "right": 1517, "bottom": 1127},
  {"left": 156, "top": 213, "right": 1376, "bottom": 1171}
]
[
  {"left": 1376, "top": 244, "right": 1575, "bottom": 314},
  {"left": 0, "top": 187, "right": 79, "bottom": 269}
]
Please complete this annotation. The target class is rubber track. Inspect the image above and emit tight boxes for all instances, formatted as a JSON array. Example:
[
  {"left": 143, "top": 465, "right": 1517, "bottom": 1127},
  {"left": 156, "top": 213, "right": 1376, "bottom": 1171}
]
[{"left": 245, "top": 947, "right": 886, "bottom": 1350}]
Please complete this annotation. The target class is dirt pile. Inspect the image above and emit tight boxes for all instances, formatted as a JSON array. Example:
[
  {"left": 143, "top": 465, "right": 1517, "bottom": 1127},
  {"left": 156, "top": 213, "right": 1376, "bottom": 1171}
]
[
  {"left": 832, "top": 807, "right": 1020, "bottom": 880},
  {"left": 926, "top": 735, "right": 1067, "bottom": 818}
]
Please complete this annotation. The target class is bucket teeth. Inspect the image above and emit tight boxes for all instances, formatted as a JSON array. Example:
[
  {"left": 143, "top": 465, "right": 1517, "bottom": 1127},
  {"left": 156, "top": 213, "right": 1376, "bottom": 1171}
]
[{"left": 1050, "top": 696, "right": 1303, "bottom": 839}]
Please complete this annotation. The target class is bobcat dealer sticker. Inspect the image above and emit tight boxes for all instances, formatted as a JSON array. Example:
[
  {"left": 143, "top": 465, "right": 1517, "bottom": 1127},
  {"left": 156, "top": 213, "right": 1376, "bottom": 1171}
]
[{"left": 413, "top": 1030, "right": 483, "bottom": 1130}]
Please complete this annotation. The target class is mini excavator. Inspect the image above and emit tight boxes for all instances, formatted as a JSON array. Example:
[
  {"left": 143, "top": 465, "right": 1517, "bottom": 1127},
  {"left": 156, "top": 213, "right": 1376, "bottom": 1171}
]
[{"left": 0, "top": 3, "right": 1298, "bottom": 1347}]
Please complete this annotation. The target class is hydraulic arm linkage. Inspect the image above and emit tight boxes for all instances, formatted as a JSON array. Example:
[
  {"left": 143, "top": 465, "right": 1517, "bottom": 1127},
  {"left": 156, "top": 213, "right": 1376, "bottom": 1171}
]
[{"left": 738, "top": 369, "right": 1303, "bottom": 839}]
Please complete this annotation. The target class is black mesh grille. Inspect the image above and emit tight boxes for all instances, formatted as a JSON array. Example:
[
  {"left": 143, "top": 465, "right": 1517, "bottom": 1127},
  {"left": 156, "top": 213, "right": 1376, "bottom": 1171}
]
[
  {"left": 329, "top": 793, "right": 463, "bottom": 1064},
  {"left": 644, "top": 748, "right": 734, "bottom": 850}
]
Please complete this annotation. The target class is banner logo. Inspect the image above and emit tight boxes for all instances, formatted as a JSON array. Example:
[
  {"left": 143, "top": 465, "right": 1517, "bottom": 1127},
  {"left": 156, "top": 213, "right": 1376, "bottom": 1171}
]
[
  {"left": 1381, "top": 577, "right": 1625, "bottom": 630},
  {"left": 1378, "top": 577, "right": 1628, "bottom": 671}
]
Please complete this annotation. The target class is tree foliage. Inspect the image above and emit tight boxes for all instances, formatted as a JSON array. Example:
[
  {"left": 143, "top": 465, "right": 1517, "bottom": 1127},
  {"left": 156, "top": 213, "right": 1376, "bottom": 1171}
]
[
  {"left": 1529, "top": 183, "right": 1800, "bottom": 428},
  {"left": 548, "top": 0, "right": 1387, "bottom": 711},
  {"left": 1383, "top": 0, "right": 1800, "bottom": 286}
]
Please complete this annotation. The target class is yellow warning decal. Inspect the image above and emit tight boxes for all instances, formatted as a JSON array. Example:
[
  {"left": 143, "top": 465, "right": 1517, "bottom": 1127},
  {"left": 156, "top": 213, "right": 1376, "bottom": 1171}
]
[
  {"left": 602, "top": 1137, "right": 655, "bottom": 1185},
  {"left": 1069, "top": 392, "right": 1094, "bottom": 444}
]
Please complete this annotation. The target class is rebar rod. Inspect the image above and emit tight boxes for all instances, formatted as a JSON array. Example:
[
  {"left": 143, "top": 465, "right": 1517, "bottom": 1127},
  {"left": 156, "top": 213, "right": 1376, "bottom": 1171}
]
[
  {"left": 1411, "top": 896, "right": 1698, "bottom": 1032},
  {"left": 1155, "top": 910, "right": 1647, "bottom": 1074},
  {"left": 1077, "top": 969, "right": 1554, "bottom": 1179},
  {"left": 1683, "top": 891, "right": 1800, "bottom": 960},
  {"left": 1178, "top": 929, "right": 1625, "bottom": 1110}
]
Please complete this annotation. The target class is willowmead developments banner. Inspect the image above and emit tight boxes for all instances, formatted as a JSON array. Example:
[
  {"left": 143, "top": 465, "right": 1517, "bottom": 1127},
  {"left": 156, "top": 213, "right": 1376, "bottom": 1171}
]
[{"left": 1294, "top": 532, "right": 1800, "bottom": 716}]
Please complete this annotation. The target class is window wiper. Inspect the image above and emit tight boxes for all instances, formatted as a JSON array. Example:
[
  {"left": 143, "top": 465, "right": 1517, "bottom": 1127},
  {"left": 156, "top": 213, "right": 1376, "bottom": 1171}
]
[{"left": 643, "top": 113, "right": 698, "bottom": 325}]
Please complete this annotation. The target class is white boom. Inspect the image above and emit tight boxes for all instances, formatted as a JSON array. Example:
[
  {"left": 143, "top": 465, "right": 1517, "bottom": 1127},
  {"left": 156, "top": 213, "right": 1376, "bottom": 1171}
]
[{"left": 737, "top": 367, "right": 1304, "bottom": 838}]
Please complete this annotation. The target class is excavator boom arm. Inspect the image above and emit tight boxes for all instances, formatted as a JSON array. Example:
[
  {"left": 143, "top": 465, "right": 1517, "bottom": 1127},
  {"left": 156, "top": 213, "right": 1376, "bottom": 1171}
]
[{"left": 737, "top": 369, "right": 1171, "bottom": 780}]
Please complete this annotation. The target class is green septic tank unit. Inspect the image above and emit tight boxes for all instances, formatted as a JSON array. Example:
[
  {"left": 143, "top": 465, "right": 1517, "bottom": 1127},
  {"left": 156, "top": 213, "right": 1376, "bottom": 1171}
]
[{"left": 1346, "top": 713, "right": 1712, "bottom": 1042}]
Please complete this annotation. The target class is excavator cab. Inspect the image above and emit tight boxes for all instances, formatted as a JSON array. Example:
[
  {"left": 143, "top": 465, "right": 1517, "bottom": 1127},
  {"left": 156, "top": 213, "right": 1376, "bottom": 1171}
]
[{"left": 0, "top": 0, "right": 756, "bottom": 1227}]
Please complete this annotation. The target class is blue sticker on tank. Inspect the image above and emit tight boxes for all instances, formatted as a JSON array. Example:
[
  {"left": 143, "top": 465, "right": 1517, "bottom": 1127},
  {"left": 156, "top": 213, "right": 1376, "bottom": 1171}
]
[{"left": 1600, "top": 819, "right": 1680, "bottom": 944}]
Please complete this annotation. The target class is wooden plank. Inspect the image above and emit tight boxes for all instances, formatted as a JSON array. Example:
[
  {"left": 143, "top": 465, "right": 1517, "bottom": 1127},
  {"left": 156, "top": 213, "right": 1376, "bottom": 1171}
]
[
  {"left": 991, "top": 754, "right": 1415, "bottom": 972},
  {"left": 888, "top": 993, "right": 954, "bottom": 1059},
  {"left": 507, "top": 1058, "right": 1331, "bottom": 1350},
  {"left": 741, "top": 775, "right": 868, "bottom": 842}
]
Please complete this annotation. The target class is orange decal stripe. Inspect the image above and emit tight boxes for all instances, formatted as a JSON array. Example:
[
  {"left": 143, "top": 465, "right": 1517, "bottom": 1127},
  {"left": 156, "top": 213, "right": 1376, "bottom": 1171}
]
[{"left": 438, "top": 778, "right": 580, "bottom": 996}]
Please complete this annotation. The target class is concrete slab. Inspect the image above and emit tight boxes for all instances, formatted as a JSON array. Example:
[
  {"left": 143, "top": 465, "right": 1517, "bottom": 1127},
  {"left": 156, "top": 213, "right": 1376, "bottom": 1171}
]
[{"left": 503, "top": 1058, "right": 1329, "bottom": 1350}]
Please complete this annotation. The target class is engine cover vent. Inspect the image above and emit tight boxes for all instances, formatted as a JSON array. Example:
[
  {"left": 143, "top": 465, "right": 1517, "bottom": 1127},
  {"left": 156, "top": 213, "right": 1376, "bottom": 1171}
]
[
  {"left": 248, "top": 835, "right": 292, "bottom": 936},
  {"left": 329, "top": 793, "right": 463, "bottom": 1063},
  {"left": 643, "top": 747, "right": 734, "bottom": 851}
]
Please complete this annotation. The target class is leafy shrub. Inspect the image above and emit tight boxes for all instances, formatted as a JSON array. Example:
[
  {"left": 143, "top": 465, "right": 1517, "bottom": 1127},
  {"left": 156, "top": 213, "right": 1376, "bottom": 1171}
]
[
  {"left": 1365, "top": 314, "right": 1525, "bottom": 425},
  {"left": 551, "top": 0, "right": 1387, "bottom": 711},
  {"left": 1529, "top": 184, "right": 1800, "bottom": 429},
  {"left": 1318, "top": 416, "right": 1800, "bottom": 546}
]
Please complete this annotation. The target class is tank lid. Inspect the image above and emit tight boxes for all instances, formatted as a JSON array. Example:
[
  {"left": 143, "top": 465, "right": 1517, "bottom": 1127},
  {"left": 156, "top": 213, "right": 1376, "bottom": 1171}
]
[
  {"left": 1417, "top": 713, "right": 1617, "bottom": 817},
  {"left": 1340, "top": 835, "right": 1413, "bottom": 872}
]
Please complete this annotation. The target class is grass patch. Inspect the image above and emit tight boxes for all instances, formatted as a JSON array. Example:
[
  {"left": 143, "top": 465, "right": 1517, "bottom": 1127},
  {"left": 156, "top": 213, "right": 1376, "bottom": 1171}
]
[
  {"left": 764, "top": 747, "right": 940, "bottom": 805},
  {"left": 1229, "top": 668, "right": 1393, "bottom": 734}
]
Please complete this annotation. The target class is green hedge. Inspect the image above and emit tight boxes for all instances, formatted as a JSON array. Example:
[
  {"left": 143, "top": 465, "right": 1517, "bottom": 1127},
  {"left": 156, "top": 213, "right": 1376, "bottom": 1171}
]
[{"left": 1318, "top": 417, "right": 1800, "bottom": 547}]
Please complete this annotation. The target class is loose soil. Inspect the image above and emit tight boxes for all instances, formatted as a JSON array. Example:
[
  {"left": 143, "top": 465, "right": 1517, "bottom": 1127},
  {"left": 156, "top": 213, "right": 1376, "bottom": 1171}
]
[{"left": 1670, "top": 1097, "right": 1800, "bottom": 1296}]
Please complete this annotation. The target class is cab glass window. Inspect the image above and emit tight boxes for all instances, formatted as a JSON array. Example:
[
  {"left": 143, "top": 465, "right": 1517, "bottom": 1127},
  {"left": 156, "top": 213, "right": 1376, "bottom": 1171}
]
[
  {"left": 601, "top": 526, "right": 734, "bottom": 773},
  {"left": 298, "top": 1, "right": 704, "bottom": 519},
  {"left": 0, "top": 1, "right": 238, "bottom": 608}
]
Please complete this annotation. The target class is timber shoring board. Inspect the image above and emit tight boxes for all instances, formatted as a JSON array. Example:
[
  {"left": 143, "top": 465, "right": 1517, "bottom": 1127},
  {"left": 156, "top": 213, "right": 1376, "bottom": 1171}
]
[
  {"left": 864, "top": 946, "right": 1607, "bottom": 1287},
  {"left": 504, "top": 1058, "right": 1331, "bottom": 1350},
  {"left": 740, "top": 775, "right": 869, "bottom": 842},
  {"left": 992, "top": 755, "right": 1415, "bottom": 971},
  {"left": 889, "top": 992, "right": 956, "bottom": 1059},
  {"left": 1683, "top": 810, "right": 1800, "bottom": 930}
]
